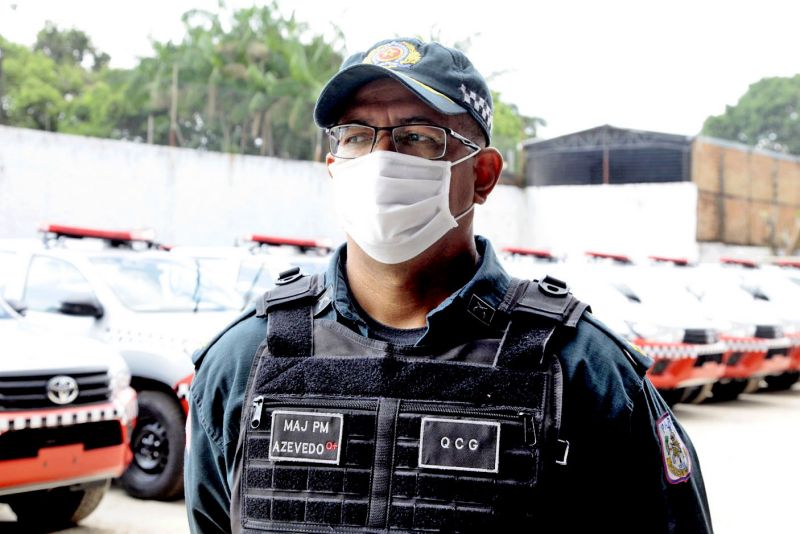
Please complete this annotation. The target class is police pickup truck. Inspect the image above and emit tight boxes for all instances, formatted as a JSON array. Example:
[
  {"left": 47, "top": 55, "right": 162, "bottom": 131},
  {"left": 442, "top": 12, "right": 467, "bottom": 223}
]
[
  {"left": 0, "top": 297, "right": 137, "bottom": 529},
  {"left": 0, "top": 225, "right": 241, "bottom": 500}
]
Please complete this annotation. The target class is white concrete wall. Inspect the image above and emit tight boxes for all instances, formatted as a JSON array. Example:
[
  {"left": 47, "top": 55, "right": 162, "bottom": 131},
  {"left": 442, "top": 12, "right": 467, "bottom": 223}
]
[
  {"left": 519, "top": 182, "right": 698, "bottom": 259},
  {"left": 0, "top": 126, "right": 698, "bottom": 258},
  {"left": 0, "top": 126, "right": 342, "bottom": 246}
]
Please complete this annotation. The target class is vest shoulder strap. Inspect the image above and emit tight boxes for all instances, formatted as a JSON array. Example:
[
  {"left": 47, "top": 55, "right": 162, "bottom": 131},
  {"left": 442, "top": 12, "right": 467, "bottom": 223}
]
[
  {"left": 512, "top": 275, "right": 590, "bottom": 329},
  {"left": 494, "top": 276, "right": 590, "bottom": 370},
  {"left": 255, "top": 271, "right": 325, "bottom": 317},
  {"left": 255, "top": 271, "right": 325, "bottom": 358}
]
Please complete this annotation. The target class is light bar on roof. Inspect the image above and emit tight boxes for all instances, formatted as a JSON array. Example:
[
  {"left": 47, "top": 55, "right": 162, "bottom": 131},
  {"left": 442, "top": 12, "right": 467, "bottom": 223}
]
[
  {"left": 775, "top": 259, "right": 800, "bottom": 269},
  {"left": 585, "top": 251, "right": 632, "bottom": 264},
  {"left": 720, "top": 257, "right": 758, "bottom": 269},
  {"left": 245, "top": 234, "right": 332, "bottom": 251},
  {"left": 501, "top": 246, "right": 554, "bottom": 259},
  {"left": 39, "top": 223, "right": 156, "bottom": 243},
  {"left": 649, "top": 255, "right": 691, "bottom": 266}
]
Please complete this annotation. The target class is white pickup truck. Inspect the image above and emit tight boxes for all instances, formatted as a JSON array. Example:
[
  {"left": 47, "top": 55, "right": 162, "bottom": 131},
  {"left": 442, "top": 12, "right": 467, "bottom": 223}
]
[
  {"left": 0, "top": 298, "right": 137, "bottom": 529},
  {"left": 0, "top": 225, "right": 241, "bottom": 500}
]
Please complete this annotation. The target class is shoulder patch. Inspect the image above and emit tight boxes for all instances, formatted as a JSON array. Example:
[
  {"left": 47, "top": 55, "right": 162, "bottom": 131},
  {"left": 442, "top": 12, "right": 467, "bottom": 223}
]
[{"left": 656, "top": 413, "right": 692, "bottom": 484}]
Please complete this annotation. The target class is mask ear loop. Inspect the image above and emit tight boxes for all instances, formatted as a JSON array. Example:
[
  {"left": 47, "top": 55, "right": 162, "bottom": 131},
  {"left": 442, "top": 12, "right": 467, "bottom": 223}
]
[
  {"left": 449, "top": 148, "right": 481, "bottom": 220},
  {"left": 454, "top": 204, "right": 475, "bottom": 220},
  {"left": 451, "top": 147, "right": 481, "bottom": 167}
]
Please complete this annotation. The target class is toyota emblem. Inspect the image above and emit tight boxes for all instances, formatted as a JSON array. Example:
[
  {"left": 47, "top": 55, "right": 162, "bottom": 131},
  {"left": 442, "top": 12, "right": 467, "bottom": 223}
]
[{"left": 47, "top": 375, "right": 79, "bottom": 405}]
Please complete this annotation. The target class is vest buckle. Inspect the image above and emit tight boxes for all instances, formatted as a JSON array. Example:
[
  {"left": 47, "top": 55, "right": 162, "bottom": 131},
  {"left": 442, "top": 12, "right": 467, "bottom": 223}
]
[
  {"left": 276, "top": 266, "right": 302, "bottom": 285},
  {"left": 538, "top": 275, "right": 569, "bottom": 298}
]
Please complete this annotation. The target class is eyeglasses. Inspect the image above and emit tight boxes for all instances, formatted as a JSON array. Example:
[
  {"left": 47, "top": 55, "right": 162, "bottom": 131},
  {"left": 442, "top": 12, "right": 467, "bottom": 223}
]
[{"left": 327, "top": 123, "right": 481, "bottom": 160}]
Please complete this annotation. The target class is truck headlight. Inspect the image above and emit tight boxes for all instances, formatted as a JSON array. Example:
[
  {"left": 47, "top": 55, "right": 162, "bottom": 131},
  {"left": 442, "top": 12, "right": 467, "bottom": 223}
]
[
  {"left": 626, "top": 321, "right": 685, "bottom": 343},
  {"left": 108, "top": 360, "right": 131, "bottom": 394}
]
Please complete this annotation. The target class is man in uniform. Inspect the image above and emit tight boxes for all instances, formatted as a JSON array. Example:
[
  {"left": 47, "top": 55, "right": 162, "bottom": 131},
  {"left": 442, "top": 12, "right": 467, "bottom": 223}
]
[{"left": 185, "top": 38, "right": 712, "bottom": 533}]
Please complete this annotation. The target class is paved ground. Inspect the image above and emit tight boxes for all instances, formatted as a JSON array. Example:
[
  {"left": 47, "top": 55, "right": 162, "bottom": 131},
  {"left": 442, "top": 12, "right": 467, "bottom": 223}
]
[
  {"left": 1, "top": 384, "right": 798, "bottom": 533},
  {"left": 674, "top": 385, "right": 800, "bottom": 534}
]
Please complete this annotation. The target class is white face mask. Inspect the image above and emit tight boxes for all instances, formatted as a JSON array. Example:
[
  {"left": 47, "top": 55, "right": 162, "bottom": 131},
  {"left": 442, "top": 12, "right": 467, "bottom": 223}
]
[{"left": 329, "top": 149, "right": 479, "bottom": 264}]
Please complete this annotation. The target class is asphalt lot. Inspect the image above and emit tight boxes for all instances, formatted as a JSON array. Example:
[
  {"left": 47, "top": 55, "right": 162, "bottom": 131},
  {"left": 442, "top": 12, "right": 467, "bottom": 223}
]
[{"left": 1, "top": 384, "right": 798, "bottom": 533}]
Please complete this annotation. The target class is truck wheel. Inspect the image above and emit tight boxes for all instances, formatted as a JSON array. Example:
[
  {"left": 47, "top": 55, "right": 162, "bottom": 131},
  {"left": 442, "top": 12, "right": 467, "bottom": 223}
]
[
  {"left": 763, "top": 371, "right": 800, "bottom": 391},
  {"left": 9, "top": 480, "right": 109, "bottom": 528},
  {"left": 120, "top": 390, "right": 185, "bottom": 500},
  {"left": 710, "top": 379, "right": 748, "bottom": 402},
  {"left": 657, "top": 388, "right": 684, "bottom": 407},
  {"left": 680, "top": 383, "right": 714, "bottom": 404}
]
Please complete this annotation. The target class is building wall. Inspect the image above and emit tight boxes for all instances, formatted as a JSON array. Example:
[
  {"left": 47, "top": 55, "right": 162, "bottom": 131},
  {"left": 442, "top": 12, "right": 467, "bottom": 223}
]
[
  {"left": 692, "top": 136, "right": 800, "bottom": 248},
  {"left": 0, "top": 125, "right": 342, "bottom": 246},
  {"left": 1, "top": 126, "right": 698, "bottom": 259}
]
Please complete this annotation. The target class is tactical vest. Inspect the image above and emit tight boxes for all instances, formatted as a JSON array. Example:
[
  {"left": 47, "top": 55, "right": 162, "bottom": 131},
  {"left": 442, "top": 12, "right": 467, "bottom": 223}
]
[{"left": 231, "top": 272, "right": 587, "bottom": 533}]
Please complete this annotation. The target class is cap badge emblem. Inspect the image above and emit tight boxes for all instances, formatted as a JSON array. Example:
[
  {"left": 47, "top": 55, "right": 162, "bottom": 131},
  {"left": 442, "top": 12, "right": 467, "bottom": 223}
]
[{"left": 364, "top": 41, "right": 422, "bottom": 68}]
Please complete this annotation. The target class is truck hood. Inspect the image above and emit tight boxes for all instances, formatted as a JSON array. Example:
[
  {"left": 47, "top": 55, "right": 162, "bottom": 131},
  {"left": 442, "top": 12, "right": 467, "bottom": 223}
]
[
  {"left": 0, "top": 320, "right": 124, "bottom": 374},
  {"left": 107, "top": 310, "right": 240, "bottom": 358}
]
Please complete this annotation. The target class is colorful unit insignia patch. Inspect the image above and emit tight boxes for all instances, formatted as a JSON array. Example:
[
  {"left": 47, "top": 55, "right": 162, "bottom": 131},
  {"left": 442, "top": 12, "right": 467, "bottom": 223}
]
[
  {"left": 364, "top": 41, "right": 422, "bottom": 68},
  {"left": 656, "top": 413, "right": 692, "bottom": 484}
]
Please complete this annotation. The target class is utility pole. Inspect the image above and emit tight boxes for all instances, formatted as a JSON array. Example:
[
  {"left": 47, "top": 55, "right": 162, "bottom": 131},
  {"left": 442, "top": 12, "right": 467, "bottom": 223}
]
[
  {"left": 602, "top": 126, "right": 610, "bottom": 185},
  {"left": 0, "top": 47, "right": 5, "bottom": 124},
  {"left": 169, "top": 63, "right": 179, "bottom": 147}
]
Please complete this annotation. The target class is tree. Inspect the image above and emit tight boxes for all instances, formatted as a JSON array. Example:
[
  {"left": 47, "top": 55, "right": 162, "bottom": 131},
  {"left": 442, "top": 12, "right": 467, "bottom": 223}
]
[
  {"left": 2, "top": 12, "right": 539, "bottom": 165},
  {"left": 702, "top": 75, "right": 800, "bottom": 155},
  {"left": 111, "top": 3, "right": 344, "bottom": 159},
  {"left": 0, "top": 36, "right": 66, "bottom": 130},
  {"left": 490, "top": 92, "right": 546, "bottom": 177},
  {"left": 34, "top": 21, "right": 109, "bottom": 70}
]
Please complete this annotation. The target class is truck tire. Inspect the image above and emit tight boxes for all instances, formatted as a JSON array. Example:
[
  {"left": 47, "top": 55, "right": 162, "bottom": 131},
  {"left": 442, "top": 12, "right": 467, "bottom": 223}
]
[
  {"left": 680, "top": 383, "right": 714, "bottom": 404},
  {"left": 763, "top": 371, "right": 800, "bottom": 391},
  {"left": 9, "top": 480, "right": 109, "bottom": 528},
  {"left": 657, "top": 388, "right": 684, "bottom": 407},
  {"left": 710, "top": 378, "right": 749, "bottom": 402},
  {"left": 120, "top": 390, "right": 185, "bottom": 500}
]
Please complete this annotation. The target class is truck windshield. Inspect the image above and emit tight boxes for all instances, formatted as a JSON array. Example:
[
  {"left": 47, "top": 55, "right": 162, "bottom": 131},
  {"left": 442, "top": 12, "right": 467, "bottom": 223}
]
[{"left": 89, "top": 256, "right": 240, "bottom": 312}]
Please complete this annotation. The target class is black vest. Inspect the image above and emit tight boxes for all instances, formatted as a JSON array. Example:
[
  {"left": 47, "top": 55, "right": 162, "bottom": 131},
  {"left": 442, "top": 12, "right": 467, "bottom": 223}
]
[{"left": 231, "top": 274, "right": 587, "bottom": 533}]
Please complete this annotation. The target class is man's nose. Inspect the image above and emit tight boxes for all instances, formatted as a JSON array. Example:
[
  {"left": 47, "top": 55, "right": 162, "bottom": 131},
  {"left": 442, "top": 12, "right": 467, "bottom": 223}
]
[{"left": 372, "top": 130, "right": 395, "bottom": 152}]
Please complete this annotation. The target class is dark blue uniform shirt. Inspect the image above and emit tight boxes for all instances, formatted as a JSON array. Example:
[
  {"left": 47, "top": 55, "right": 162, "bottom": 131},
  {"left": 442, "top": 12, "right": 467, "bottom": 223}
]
[{"left": 186, "top": 237, "right": 713, "bottom": 533}]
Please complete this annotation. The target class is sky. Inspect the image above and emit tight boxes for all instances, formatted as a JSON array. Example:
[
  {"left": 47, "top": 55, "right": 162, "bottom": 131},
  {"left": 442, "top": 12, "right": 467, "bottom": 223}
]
[{"left": 2, "top": 0, "right": 799, "bottom": 139}]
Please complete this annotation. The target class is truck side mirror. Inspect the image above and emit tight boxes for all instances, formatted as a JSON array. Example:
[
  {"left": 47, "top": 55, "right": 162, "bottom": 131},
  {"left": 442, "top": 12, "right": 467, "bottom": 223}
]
[
  {"left": 59, "top": 295, "right": 104, "bottom": 319},
  {"left": 5, "top": 298, "right": 27, "bottom": 316}
]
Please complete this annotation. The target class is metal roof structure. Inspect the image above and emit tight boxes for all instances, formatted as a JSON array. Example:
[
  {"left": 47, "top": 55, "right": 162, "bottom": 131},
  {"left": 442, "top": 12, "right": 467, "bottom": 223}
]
[{"left": 522, "top": 124, "right": 693, "bottom": 186}]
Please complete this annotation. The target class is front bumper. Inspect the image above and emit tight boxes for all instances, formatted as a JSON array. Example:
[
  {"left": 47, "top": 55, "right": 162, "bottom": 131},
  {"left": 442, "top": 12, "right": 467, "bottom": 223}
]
[
  {"left": 720, "top": 336, "right": 793, "bottom": 379},
  {"left": 638, "top": 340, "right": 727, "bottom": 390},
  {"left": 0, "top": 386, "right": 137, "bottom": 496}
]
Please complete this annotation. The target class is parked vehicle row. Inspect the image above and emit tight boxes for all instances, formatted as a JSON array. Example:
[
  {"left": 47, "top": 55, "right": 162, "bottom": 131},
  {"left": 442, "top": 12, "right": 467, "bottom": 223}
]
[
  {"left": 2, "top": 221, "right": 797, "bottom": 526},
  {"left": 499, "top": 247, "right": 800, "bottom": 404},
  {"left": 0, "top": 224, "right": 334, "bottom": 522}
]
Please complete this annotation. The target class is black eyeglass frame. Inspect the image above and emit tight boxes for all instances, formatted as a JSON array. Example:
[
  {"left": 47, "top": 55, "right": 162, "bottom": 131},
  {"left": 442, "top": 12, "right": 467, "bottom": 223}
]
[{"left": 326, "top": 123, "right": 481, "bottom": 160}]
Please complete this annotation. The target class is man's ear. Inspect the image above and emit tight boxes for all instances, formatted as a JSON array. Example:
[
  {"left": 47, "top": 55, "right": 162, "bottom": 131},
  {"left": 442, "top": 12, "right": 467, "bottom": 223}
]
[
  {"left": 473, "top": 147, "right": 503, "bottom": 205},
  {"left": 325, "top": 153, "right": 336, "bottom": 177}
]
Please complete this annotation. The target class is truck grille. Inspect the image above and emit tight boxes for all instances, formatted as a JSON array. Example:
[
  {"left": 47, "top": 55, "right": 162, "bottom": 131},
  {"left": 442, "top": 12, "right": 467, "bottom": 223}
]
[
  {"left": 0, "top": 368, "right": 110, "bottom": 410},
  {"left": 683, "top": 328, "right": 719, "bottom": 344}
]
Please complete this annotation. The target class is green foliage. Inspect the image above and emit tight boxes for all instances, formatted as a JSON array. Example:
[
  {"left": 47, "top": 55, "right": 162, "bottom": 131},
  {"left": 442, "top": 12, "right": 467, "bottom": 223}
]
[
  {"left": 34, "top": 21, "right": 110, "bottom": 70},
  {"left": 1, "top": 25, "right": 119, "bottom": 132},
  {"left": 113, "top": 3, "right": 346, "bottom": 159},
  {"left": 491, "top": 91, "right": 546, "bottom": 176},
  {"left": 702, "top": 75, "right": 800, "bottom": 155},
  {"left": 0, "top": 9, "right": 540, "bottom": 164}
]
